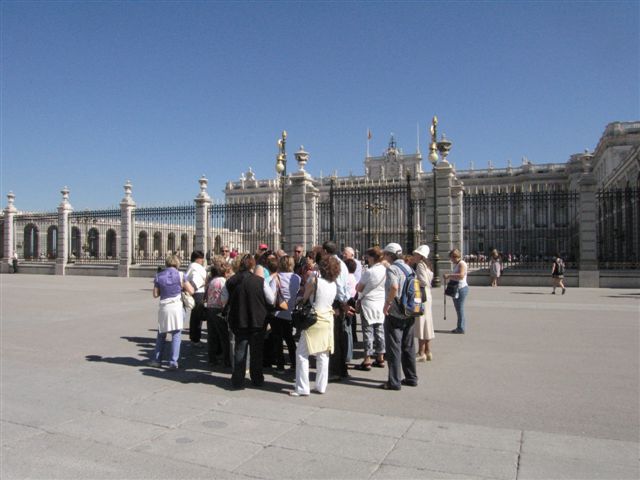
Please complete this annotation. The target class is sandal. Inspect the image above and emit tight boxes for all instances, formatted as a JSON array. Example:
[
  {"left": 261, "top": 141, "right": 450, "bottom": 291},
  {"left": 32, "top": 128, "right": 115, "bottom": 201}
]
[
  {"left": 355, "top": 362, "right": 372, "bottom": 371},
  {"left": 372, "top": 360, "right": 385, "bottom": 368}
]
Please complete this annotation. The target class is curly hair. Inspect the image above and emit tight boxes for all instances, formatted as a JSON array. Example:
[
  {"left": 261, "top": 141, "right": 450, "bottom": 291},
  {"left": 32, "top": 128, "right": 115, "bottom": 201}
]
[{"left": 318, "top": 254, "right": 341, "bottom": 282}]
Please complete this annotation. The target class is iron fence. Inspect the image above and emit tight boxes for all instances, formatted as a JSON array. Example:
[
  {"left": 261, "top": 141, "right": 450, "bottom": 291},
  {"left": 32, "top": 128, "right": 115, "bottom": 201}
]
[
  {"left": 13, "top": 212, "right": 59, "bottom": 261},
  {"left": 208, "top": 201, "right": 281, "bottom": 256},
  {"left": 597, "top": 187, "right": 639, "bottom": 269},
  {"left": 132, "top": 205, "right": 196, "bottom": 266},
  {"left": 317, "top": 178, "right": 416, "bottom": 257},
  {"left": 69, "top": 209, "right": 121, "bottom": 264},
  {"left": 463, "top": 191, "right": 580, "bottom": 270}
]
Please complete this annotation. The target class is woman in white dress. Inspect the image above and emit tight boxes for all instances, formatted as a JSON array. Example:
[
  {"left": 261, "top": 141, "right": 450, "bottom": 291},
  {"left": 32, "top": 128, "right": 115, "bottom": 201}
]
[
  {"left": 355, "top": 246, "right": 387, "bottom": 370},
  {"left": 290, "top": 255, "right": 340, "bottom": 396},
  {"left": 413, "top": 245, "right": 434, "bottom": 361}
]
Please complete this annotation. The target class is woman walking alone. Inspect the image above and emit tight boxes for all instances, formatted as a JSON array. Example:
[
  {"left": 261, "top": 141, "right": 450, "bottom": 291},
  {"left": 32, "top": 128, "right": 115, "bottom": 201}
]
[
  {"left": 413, "top": 245, "right": 434, "bottom": 361},
  {"left": 149, "top": 254, "right": 194, "bottom": 369}
]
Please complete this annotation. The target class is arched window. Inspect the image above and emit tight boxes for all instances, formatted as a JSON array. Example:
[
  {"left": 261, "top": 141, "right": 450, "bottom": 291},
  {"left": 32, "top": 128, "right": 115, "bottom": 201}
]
[
  {"left": 87, "top": 228, "right": 99, "bottom": 257},
  {"left": 153, "top": 232, "right": 162, "bottom": 258},
  {"left": 138, "top": 231, "right": 148, "bottom": 258},
  {"left": 71, "top": 227, "right": 81, "bottom": 258},
  {"left": 167, "top": 233, "right": 176, "bottom": 254},
  {"left": 179, "top": 233, "right": 188, "bottom": 259},
  {"left": 47, "top": 226, "right": 58, "bottom": 259},
  {"left": 23, "top": 224, "right": 39, "bottom": 259},
  {"left": 106, "top": 229, "right": 117, "bottom": 258}
]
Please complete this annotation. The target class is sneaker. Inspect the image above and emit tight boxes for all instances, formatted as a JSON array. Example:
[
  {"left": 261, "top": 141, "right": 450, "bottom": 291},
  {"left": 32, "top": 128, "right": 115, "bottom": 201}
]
[
  {"left": 148, "top": 360, "right": 161, "bottom": 368},
  {"left": 168, "top": 363, "right": 179, "bottom": 370}
]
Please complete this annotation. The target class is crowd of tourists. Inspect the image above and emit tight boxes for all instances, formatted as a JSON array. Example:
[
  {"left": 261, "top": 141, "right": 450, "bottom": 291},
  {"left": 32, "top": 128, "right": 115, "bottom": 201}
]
[{"left": 150, "top": 241, "right": 470, "bottom": 393}]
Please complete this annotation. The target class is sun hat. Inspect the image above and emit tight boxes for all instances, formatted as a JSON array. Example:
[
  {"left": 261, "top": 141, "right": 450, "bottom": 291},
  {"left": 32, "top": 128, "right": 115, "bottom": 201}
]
[
  {"left": 383, "top": 242, "right": 402, "bottom": 255},
  {"left": 413, "top": 245, "right": 430, "bottom": 259}
]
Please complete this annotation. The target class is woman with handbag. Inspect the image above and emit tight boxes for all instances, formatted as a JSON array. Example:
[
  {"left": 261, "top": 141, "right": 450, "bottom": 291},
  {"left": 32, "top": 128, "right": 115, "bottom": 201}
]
[
  {"left": 413, "top": 245, "right": 434, "bottom": 361},
  {"left": 290, "top": 255, "right": 340, "bottom": 396},
  {"left": 269, "top": 255, "right": 301, "bottom": 372},
  {"left": 149, "top": 254, "right": 194, "bottom": 369},
  {"left": 354, "top": 246, "right": 386, "bottom": 371},
  {"left": 443, "top": 248, "right": 469, "bottom": 334}
]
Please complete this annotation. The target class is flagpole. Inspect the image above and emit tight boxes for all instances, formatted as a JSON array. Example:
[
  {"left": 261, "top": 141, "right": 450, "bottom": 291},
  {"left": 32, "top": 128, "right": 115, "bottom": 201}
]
[{"left": 366, "top": 128, "right": 370, "bottom": 158}]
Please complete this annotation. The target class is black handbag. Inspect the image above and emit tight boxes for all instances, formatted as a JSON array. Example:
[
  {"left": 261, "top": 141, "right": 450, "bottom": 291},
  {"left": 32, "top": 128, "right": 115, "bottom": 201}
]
[
  {"left": 444, "top": 280, "right": 460, "bottom": 297},
  {"left": 292, "top": 279, "right": 318, "bottom": 331}
]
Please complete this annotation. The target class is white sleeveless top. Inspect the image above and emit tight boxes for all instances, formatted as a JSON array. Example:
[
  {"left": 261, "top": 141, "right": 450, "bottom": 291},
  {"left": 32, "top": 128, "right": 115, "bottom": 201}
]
[{"left": 453, "top": 260, "right": 468, "bottom": 288}]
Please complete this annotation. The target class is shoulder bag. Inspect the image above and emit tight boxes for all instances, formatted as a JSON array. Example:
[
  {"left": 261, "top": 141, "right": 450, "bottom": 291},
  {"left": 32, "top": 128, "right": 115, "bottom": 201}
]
[
  {"left": 292, "top": 279, "right": 318, "bottom": 331},
  {"left": 444, "top": 280, "right": 459, "bottom": 297}
]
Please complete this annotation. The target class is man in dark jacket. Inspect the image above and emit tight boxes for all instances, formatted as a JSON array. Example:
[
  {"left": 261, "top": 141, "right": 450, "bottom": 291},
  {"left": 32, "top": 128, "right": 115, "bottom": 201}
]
[{"left": 226, "top": 254, "right": 275, "bottom": 389}]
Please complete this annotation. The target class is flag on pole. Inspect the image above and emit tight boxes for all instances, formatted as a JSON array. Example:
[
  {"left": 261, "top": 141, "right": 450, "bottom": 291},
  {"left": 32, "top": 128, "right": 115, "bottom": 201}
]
[{"left": 367, "top": 129, "right": 372, "bottom": 140}]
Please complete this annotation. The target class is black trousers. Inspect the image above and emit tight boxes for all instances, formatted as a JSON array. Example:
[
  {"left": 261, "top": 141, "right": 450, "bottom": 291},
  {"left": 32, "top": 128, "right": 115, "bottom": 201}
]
[
  {"left": 232, "top": 330, "right": 264, "bottom": 388},
  {"left": 384, "top": 315, "right": 418, "bottom": 389},
  {"left": 329, "top": 304, "right": 349, "bottom": 377},
  {"left": 271, "top": 316, "right": 296, "bottom": 369},
  {"left": 206, "top": 308, "right": 230, "bottom": 366},
  {"left": 189, "top": 293, "right": 206, "bottom": 343}
]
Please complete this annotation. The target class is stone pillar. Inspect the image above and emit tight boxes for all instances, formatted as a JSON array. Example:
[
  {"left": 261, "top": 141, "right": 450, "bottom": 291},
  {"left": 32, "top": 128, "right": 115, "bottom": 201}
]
[
  {"left": 55, "top": 187, "right": 73, "bottom": 275},
  {"left": 118, "top": 181, "right": 136, "bottom": 277},
  {"left": 2, "top": 192, "right": 17, "bottom": 273},
  {"left": 194, "top": 176, "right": 212, "bottom": 255},
  {"left": 577, "top": 169, "right": 599, "bottom": 287},
  {"left": 286, "top": 171, "right": 319, "bottom": 253},
  {"left": 435, "top": 161, "right": 455, "bottom": 277},
  {"left": 451, "top": 179, "right": 465, "bottom": 255}
]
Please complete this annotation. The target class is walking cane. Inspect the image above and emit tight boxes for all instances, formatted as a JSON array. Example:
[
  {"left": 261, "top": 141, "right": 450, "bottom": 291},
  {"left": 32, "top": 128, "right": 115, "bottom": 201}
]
[{"left": 443, "top": 288, "right": 447, "bottom": 321}]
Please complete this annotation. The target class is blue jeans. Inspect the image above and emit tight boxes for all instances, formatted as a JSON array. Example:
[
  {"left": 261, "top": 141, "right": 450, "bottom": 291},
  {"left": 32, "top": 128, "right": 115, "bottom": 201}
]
[
  {"left": 153, "top": 329, "right": 181, "bottom": 367},
  {"left": 452, "top": 286, "right": 469, "bottom": 331}
]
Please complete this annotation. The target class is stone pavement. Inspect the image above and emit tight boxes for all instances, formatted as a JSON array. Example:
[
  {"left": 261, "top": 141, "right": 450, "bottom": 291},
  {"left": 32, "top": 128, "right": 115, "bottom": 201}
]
[{"left": 1, "top": 274, "right": 638, "bottom": 479}]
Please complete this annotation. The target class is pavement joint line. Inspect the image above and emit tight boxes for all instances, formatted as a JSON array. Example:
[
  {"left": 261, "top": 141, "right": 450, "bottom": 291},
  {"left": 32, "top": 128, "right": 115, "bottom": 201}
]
[
  {"left": 515, "top": 429, "right": 524, "bottom": 480},
  {"left": 367, "top": 417, "right": 417, "bottom": 479}
]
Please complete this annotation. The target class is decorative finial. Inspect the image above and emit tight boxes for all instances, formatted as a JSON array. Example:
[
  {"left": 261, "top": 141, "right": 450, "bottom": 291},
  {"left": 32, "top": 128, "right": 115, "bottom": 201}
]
[{"left": 295, "top": 145, "right": 309, "bottom": 172}]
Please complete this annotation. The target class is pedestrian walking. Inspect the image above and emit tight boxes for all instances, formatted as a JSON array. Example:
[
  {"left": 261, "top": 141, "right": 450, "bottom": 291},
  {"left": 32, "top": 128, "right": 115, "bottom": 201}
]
[{"left": 551, "top": 255, "right": 566, "bottom": 295}]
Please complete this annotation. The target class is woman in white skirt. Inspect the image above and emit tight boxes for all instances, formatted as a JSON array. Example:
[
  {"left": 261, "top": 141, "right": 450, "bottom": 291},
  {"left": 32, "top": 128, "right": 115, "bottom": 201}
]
[
  {"left": 149, "top": 254, "right": 194, "bottom": 369},
  {"left": 413, "top": 245, "right": 434, "bottom": 361},
  {"left": 290, "top": 255, "right": 339, "bottom": 396}
]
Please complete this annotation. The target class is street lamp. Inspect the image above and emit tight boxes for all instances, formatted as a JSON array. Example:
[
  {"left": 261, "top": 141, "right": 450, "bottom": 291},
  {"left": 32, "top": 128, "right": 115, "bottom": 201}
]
[{"left": 275, "top": 130, "right": 287, "bottom": 249}]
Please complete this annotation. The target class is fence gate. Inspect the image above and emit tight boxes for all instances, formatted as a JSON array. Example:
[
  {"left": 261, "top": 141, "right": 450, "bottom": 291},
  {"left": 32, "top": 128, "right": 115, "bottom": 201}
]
[
  {"left": 463, "top": 190, "right": 580, "bottom": 270},
  {"left": 317, "top": 177, "right": 416, "bottom": 256}
]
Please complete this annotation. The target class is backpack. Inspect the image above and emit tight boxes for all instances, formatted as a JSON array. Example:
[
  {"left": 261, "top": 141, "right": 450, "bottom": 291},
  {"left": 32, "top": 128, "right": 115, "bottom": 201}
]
[
  {"left": 555, "top": 260, "right": 565, "bottom": 275},
  {"left": 395, "top": 263, "right": 427, "bottom": 317}
]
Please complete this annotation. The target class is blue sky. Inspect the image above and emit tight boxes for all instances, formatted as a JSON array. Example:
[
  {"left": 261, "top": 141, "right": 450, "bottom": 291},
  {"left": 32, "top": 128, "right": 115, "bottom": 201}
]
[{"left": 2, "top": 1, "right": 638, "bottom": 211}]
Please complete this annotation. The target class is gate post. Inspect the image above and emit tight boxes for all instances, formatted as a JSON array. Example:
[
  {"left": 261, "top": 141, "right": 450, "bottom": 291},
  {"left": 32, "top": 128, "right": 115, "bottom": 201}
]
[
  {"left": 194, "top": 176, "right": 212, "bottom": 256},
  {"left": 55, "top": 187, "right": 73, "bottom": 275},
  {"left": 577, "top": 156, "right": 599, "bottom": 287},
  {"left": 286, "top": 148, "right": 319, "bottom": 252},
  {"left": 434, "top": 161, "right": 455, "bottom": 278},
  {"left": 119, "top": 181, "right": 135, "bottom": 277},
  {"left": 2, "top": 192, "right": 17, "bottom": 273}
]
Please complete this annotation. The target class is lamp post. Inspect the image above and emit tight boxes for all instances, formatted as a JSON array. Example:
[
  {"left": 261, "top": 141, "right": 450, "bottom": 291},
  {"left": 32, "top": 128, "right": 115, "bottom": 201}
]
[{"left": 275, "top": 130, "right": 287, "bottom": 249}]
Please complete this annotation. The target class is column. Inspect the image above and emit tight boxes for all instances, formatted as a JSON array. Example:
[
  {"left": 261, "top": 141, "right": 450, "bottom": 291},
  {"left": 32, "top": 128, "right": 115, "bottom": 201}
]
[
  {"left": 286, "top": 171, "right": 319, "bottom": 252},
  {"left": 435, "top": 161, "right": 455, "bottom": 277},
  {"left": 118, "top": 181, "right": 136, "bottom": 277},
  {"left": 578, "top": 171, "right": 599, "bottom": 287},
  {"left": 2, "top": 192, "right": 17, "bottom": 273},
  {"left": 55, "top": 187, "right": 73, "bottom": 275},
  {"left": 194, "top": 176, "right": 212, "bottom": 255}
]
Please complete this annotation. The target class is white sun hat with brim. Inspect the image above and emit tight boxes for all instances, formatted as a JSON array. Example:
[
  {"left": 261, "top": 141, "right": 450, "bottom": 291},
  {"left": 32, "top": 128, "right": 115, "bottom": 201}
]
[{"left": 413, "top": 245, "right": 430, "bottom": 259}]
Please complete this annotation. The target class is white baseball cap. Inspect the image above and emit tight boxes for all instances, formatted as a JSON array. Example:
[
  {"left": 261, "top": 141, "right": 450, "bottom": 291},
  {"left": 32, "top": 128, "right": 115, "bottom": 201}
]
[{"left": 383, "top": 243, "right": 402, "bottom": 255}]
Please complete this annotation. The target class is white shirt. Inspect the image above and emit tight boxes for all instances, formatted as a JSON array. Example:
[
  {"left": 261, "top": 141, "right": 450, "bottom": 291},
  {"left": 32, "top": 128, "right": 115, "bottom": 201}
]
[{"left": 186, "top": 262, "right": 207, "bottom": 294}]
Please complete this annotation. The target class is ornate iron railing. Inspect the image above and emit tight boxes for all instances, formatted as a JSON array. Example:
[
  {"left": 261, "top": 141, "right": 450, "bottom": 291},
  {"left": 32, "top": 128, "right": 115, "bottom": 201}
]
[
  {"left": 208, "top": 201, "right": 281, "bottom": 256},
  {"left": 13, "top": 212, "right": 59, "bottom": 261},
  {"left": 463, "top": 191, "right": 580, "bottom": 270},
  {"left": 69, "top": 209, "right": 121, "bottom": 264},
  {"left": 597, "top": 187, "right": 639, "bottom": 269},
  {"left": 132, "top": 205, "right": 196, "bottom": 266}
]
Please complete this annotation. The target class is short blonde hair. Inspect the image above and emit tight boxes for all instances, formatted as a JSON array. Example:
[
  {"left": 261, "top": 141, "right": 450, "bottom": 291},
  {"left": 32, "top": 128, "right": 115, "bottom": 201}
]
[
  {"left": 449, "top": 248, "right": 461, "bottom": 261},
  {"left": 278, "top": 255, "right": 294, "bottom": 273},
  {"left": 165, "top": 254, "right": 181, "bottom": 268}
]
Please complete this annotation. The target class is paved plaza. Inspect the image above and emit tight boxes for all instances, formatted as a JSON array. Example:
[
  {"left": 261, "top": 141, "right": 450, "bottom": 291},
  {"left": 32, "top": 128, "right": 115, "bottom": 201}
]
[{"left": 1, "top": 274, "right": 638, "bottom": 479}]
